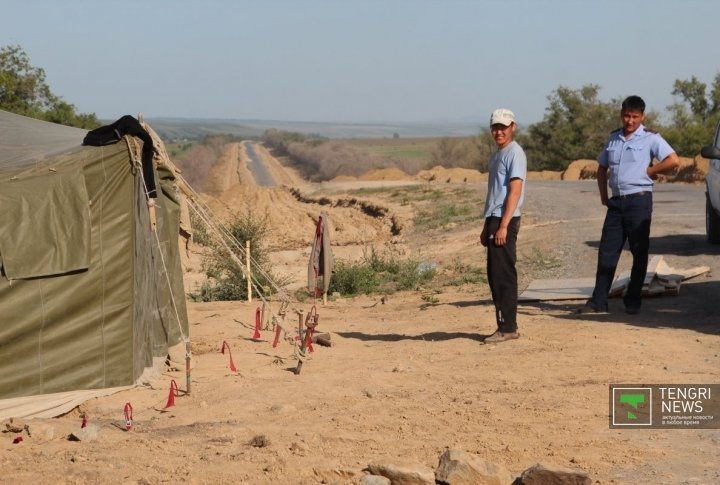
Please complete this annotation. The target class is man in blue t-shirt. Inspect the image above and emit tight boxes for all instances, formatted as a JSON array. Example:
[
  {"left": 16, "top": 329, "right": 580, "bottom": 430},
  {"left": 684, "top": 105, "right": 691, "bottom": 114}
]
[
  {"left": 579, "top": 95, "right": 679, "bottom": 315},
  {"left": 480, "top": 108, "right": 527, "bottom": 343}
]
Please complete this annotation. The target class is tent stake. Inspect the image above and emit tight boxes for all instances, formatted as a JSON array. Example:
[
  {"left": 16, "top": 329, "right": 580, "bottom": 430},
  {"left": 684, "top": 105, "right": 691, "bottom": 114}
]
[
  {"left": 186, "top": 342, "right": 192, "bottom": 395},
  {"left": 246, "top": 240, "right": 252, "bottom": 302}
]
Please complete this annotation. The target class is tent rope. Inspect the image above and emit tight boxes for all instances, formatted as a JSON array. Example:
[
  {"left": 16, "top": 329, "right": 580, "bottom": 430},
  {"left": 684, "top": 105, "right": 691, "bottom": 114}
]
[
  {"left": 131, "top": 150, "right": 189, "bottom": 353},
  {"left": 177, "top": 177, "right": 313, "bottom": 357},
  {"left": 130, "top": 140, "right": 311, "bottom": 363}
]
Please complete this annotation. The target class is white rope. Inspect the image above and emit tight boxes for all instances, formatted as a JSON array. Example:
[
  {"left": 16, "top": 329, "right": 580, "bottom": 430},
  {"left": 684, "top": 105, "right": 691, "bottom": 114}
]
[
  {"left": 131, "top": 145, "right": 189, "bottom": 348},
  {"left": 175, "top": 172, "right": 310, "bottom": 358},
  {"left": 187, "top": 201, "right": 290, "bottom": 305},
  {"left": 131, "top": 147, "right": 310, "bottom": 360},
  {"left": 183, "top": 185, "right": 292, "bottom": 305}
]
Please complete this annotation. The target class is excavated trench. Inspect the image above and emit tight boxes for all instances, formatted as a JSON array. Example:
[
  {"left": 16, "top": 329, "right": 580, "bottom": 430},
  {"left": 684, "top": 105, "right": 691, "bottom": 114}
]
[{"left": 288, "top": 187, "right": 402, "bottom": 236}]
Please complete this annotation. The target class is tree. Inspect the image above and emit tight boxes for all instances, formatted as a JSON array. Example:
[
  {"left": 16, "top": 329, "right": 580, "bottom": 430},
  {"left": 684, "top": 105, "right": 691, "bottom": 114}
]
[
  {"left": 0, "top": 44, "right": 99, "bottom": 128},
  {"left": 663, "top": 74, "right": 720, "bottom": 156},
  {"left": 430, "top": 132, "right": 495, "bottom": 172},
  {"left": 522, "top": 85, "right": 618, "bottom": 170}
]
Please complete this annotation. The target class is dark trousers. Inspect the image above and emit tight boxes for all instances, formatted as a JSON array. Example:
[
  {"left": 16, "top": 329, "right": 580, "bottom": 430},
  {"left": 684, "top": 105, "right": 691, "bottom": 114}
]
[
  {"left": 589, "top": 192, "right": 652, "bottom": 311},
  {"left": 485, "top": 216, "right": 521, "bottom": 332}
]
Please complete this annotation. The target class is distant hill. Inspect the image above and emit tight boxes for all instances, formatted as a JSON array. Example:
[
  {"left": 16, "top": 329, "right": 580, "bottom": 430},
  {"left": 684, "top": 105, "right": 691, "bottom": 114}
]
[{"left": 141, "top": 117, "right": 482, "bottom": 141}]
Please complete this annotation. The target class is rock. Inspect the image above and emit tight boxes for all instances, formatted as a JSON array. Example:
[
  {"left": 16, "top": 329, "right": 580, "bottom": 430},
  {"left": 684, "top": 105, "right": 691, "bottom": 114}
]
[
  {"left": 312, "top": 467, "right": 356, "bottom": 482},
  {"left": 515, "top": 463, "right": 592, "bottom": 485},
  {"left": 360, "top": 475, "right": 392, "bottom": 485},
  {"left": 68, "top": 424, "right": 101, "bottom": 442},
  {"left": 365, "top": 461, "right": 435, "bottom": 485},
  {"left": 435, "top": 448, "right": 512, "bottom": 484}
]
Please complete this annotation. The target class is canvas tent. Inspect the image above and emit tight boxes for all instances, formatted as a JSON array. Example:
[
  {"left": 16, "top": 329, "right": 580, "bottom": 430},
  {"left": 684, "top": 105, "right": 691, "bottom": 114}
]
[{"left": 0, "top": 109, "right": 189, "bottom": 419}]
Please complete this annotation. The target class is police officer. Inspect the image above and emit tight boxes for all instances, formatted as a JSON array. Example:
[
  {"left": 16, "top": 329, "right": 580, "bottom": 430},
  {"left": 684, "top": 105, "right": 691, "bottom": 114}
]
[{"left": 580, "top": 95, "right": 679, "bottom": 315}]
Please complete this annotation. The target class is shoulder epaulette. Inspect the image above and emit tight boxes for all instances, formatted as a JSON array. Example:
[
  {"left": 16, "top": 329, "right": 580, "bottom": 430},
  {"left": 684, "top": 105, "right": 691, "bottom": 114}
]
[
  {"left": 644, "top": 127, "right": 657, "bottom": 134},
  {"left": 610, "top": 128, "right": 622, "bottom": 134}
]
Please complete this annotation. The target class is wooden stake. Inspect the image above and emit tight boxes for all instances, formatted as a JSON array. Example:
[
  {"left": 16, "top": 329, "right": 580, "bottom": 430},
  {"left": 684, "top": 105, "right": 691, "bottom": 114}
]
[
  {"left": 295, "top": 310, "right": 305, "bottom": 375},
  {"left": 246, "top": 240, "right": 252, "bottom": 302}
]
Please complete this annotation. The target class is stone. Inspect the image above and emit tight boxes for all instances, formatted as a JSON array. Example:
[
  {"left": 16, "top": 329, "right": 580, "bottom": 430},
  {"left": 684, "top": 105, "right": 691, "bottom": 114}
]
[
  {"left": 312, "top": 467, "right": 356, "bottom": 482},
  {"left": 68, "top": 424, "right": 101, "bottom": 442},
  {"left": 365, "top": 461, "right": 435, "bottom": 485},
  {"left": 515, "top": 463, "right": 592, "bottom": 485},
  {"left": 360, "top": 475, "right": 392, "bottom": 485},
  {"left": 435, "top": 448, "right": 512, "bottom": 485}
]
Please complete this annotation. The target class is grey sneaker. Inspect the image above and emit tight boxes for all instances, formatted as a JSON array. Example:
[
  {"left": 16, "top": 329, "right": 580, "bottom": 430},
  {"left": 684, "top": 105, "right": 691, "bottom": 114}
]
[{"left": 484, "top": 331, "right": 520, "bottom": 344}]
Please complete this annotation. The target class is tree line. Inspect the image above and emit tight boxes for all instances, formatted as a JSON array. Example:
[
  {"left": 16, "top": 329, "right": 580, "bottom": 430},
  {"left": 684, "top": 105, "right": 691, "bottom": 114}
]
[{"left": 265, "top": 79, "right": 720, "bottom": 176}]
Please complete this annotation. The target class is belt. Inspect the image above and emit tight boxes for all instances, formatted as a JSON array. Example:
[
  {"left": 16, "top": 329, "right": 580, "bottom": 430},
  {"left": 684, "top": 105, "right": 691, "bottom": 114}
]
[{"left": 610, "top": 191, "right": 650, "bottom": 200}]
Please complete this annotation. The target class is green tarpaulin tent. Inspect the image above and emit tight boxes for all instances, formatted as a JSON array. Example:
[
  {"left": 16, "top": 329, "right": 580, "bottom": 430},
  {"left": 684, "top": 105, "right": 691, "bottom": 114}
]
[{"left": 0, "top": 110, "right": 189, "bottom": 418}]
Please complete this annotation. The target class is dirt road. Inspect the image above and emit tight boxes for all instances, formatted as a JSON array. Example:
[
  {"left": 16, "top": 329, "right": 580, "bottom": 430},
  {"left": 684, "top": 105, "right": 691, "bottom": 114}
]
[{"left": 244, "top": 142, "right": 277, "bottom": 187}]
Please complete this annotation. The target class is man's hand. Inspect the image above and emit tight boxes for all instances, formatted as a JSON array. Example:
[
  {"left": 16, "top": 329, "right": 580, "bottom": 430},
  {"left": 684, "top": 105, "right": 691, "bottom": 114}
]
[
  {"left": 494, "top": 226, "right": 508, "bottom": 246},
  {"left": 647, "top": 152, "right": 680, "bottom": 178},
  {"left": 480, "top": 226, "right": 488, "bottom": 247}
]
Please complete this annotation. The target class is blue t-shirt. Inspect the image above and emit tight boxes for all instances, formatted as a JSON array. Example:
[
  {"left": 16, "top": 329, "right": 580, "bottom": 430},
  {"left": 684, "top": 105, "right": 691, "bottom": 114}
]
[
  {"left": 597, "top": 125, "right": 675, "bottom": 197},
  {"left": 483, "top": 141, "right": 527, "bottom": 218}
]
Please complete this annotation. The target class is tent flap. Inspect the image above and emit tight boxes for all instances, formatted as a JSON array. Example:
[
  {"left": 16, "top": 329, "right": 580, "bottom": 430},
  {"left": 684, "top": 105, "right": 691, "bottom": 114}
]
[{"left": 0, "top": 170, "right": 91, "bottom": 279}]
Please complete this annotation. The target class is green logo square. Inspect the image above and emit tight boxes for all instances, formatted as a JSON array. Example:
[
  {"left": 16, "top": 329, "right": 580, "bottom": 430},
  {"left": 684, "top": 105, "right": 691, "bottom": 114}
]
[{"left": 612, "top": 387, "right": 652, "bottom": 426}]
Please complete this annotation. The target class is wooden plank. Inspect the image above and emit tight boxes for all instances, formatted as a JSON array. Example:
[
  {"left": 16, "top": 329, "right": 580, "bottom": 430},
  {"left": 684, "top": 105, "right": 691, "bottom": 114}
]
[{"left": 519, "top": 278, "right": 595, "bottom": 301}]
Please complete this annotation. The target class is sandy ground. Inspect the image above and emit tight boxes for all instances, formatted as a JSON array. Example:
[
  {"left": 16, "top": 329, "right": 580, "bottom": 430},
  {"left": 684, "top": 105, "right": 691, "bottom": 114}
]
[{"left": 2, "top": 145, "right": 719, "bottom": 484}]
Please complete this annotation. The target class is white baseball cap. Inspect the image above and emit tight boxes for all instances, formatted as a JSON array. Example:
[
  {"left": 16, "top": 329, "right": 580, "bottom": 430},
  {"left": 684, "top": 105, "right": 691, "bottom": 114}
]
[{"left": 490, "top": 108, "right": 516, "bottom": 126}]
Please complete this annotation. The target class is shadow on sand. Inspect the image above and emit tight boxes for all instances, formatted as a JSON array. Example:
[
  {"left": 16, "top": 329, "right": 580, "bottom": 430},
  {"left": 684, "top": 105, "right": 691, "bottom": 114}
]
[
  {"left": 585, "top": 234, "right": 720, "bottom": 257},
  {"left": 518, "top": 278, "right": 720, "bottom": 336}
]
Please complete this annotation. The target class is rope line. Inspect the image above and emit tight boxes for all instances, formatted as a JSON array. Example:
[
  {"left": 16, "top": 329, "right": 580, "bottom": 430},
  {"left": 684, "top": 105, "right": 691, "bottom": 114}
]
[{"left": 135, "top": 158, "right": 189, "bottom": 350}]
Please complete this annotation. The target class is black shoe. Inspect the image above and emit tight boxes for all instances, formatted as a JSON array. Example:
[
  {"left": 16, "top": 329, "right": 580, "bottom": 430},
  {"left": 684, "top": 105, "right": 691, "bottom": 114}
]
[{"left": 625, "top": 306, "right": 641, "bottom": 315}]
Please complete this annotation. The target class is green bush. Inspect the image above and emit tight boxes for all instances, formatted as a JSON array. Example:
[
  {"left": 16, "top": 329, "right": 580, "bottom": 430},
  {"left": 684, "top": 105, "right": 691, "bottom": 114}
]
[
  {"left": 189, "top": 211, "right": 211, "bottom": 246},
  {"left": 329, "top": 247, "right": 435, "bottom": 296},
  {"left": 190, "top": 209, "right": 284, "bottom": 301}
]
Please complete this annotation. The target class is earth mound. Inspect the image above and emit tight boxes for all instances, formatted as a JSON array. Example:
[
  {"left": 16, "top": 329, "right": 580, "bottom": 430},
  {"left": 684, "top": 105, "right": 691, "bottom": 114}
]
[{"left": 417, "top": 165, "right": 487, "bottom": 183}]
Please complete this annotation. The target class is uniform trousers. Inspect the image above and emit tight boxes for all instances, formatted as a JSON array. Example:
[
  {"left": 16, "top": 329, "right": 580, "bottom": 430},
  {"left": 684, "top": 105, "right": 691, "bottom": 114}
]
[
  {"left": 589, "top": 191, "right": 652, "bottom": 311},
  {"left": 485, "top": 216, "right": 521, "bottom": 333}
]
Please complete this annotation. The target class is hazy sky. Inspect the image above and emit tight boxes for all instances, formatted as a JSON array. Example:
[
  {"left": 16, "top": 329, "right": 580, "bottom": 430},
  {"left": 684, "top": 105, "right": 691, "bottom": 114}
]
[{"left": 2, "top": 0, "right": 717, "bottom": 125}]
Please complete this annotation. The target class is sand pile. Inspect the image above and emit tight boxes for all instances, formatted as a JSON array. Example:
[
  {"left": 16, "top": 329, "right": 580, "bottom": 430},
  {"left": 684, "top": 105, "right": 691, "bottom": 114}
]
[
  {"left": 527, "top": 170, "right": 562, "bottom": 181},
  {"left": 329, "top": 174, "right": 358, "bottom": 182},
  {"left": 417, "top": 165, "right": 487, "bottom": 183},
  {"left": 358, "top": 167, "right": 409, "bottom": 181},
  {"left": 562, "top": 156, "right": 707, "bottom": 184},
  {"left": 562, "top": 159, "right": 598, "bottom": 180}
]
